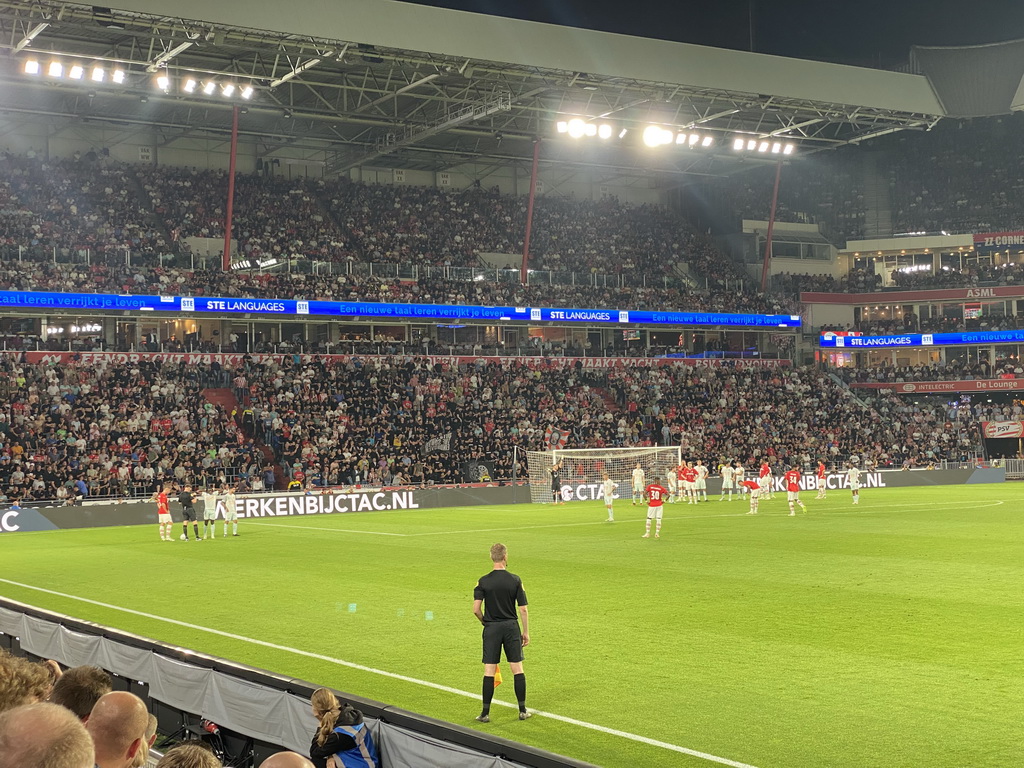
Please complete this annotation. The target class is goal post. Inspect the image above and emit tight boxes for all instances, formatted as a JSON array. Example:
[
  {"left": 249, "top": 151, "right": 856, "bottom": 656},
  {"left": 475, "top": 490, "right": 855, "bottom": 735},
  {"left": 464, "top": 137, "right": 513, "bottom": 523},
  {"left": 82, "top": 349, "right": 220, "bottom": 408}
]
[{"left": 525, "top": 446, "right": 682, "bottom": 504}]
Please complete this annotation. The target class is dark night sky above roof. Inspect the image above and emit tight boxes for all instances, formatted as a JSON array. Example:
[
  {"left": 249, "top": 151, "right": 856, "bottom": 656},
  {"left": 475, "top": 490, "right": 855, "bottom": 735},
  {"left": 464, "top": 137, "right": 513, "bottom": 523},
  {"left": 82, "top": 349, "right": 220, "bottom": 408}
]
[{"left": 399, "top": 0, "right": 1024, "bottom": 68}]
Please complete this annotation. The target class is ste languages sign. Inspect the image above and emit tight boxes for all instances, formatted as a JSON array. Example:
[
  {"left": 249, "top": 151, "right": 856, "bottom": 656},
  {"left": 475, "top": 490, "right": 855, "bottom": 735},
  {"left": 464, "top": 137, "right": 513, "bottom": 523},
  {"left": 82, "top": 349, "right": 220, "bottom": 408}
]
[{"left": 850, "top": 379, "right": 1024, "bottom": 393}]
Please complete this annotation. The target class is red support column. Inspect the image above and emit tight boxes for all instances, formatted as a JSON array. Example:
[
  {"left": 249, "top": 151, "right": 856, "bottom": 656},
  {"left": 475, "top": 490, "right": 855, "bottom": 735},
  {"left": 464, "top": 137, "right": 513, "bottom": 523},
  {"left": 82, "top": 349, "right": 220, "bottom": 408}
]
[
  {"left": 222, "top": 105, "right": 240, "bottom": 271},
  {"left": 759, "top": 159, "right": 783, "bottom": 292},
  {"left": 520, "top": 138, "right": 542, "bottom": 285}
]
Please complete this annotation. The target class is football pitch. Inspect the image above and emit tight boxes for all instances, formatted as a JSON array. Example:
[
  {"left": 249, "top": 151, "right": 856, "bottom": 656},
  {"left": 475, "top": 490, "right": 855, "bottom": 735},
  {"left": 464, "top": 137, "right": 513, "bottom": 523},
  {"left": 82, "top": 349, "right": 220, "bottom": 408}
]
[{"left": 2, "top": 484, "right": 1023, "bottom": 768}]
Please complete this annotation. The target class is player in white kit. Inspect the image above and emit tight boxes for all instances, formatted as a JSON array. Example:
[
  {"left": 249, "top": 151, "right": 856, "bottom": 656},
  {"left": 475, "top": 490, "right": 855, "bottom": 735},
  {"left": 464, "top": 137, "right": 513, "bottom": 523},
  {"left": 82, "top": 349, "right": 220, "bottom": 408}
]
[
  {"left": 665, "top": 466, "right": 679, "bottom": 504},
  {"left": 846, "top": 465, "right": 861, "bottom": 505},
  {"left": 694, "top": 460, "right": 709, "bottom": 502},
  {"left": 720, "top": 463, "right": 735, "bottom": 501},
  {"left": 631, "top": 463, "right": 646, "bottom": 506},
  {"left": 201, "top": 487, "right": 219, "bottom": 539},
  {"left": 221, "top": 484, "right": 239, "bottom": 536},
  {"left": 734, "top": 463, "right": 747, "bottom": 496},
  {"left": 601, "top": 473, "right": 618, "bottom": 522}
]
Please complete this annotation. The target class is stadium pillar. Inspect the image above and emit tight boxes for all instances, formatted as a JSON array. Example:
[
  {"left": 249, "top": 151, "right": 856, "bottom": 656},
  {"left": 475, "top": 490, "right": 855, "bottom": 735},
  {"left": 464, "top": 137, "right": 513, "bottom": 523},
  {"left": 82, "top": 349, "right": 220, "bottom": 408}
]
[
  {"left": 520, "top": 138, "right": 541, "bottom": 285},
  {"left": 222, "top": 105, "right": 240, "bottom": 272},
  {"left": 759, "top": 160, "right": 783, "bottom": 292}
]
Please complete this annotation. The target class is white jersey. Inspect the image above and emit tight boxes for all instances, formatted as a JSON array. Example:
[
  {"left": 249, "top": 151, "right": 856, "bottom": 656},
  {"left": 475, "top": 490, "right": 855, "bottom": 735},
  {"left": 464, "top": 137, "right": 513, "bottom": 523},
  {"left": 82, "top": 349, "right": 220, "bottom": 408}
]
[
  {"left": 721, "top": 466, "right": 735, "bottom": 485},
  {"left": 201, "top": 492, "right": 219, "bottom": 520},
  {"left": 847, "top": 468, "right": 861, "bottom": 488},
  {"left": 222, "top": 491, "right": 238, "bottom": 519},
  {"left": 601, "top": 479, "right": 618, "bottom": 500},
  {"left": 665, "top": 470, "right": 678, "bottom": 489},
  {"left": 631, "top": 468, "right": 645, "bottom": 489},
  {"left": 696, "top": 465, "right": 709, "bottom": 480}
]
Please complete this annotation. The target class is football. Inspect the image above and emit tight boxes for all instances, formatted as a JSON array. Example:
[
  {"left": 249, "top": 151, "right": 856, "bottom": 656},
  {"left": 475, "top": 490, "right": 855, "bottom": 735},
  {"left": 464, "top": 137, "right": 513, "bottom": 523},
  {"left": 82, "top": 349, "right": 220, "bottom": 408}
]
[{"left": 179, "top": 533, "right": 187, "bottom": 541}]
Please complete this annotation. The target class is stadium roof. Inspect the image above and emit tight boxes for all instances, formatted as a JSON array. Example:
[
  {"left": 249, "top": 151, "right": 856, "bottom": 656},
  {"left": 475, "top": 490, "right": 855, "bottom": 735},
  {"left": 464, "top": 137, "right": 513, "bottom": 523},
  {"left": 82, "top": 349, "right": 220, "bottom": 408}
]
[{"left": 0, "top": 0, "right": 966, "bottom": 181}]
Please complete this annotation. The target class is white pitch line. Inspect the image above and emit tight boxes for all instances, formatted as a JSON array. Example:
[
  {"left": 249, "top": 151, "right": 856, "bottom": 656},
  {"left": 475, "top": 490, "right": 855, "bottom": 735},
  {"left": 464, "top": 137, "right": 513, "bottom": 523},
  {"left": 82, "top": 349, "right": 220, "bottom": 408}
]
[
  {"left": 247, "top": 522, "right": 407, "bottom": 536},
  {"left": 0, "top": 578, "right": 760, "bottom": 768}
]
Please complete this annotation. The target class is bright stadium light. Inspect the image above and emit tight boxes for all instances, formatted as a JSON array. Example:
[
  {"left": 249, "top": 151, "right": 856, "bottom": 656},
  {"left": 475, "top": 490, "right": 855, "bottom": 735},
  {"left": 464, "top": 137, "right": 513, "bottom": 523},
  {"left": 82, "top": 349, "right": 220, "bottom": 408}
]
[
  {"left": 240, "top": 84, "right": 254, "bottom": 99},
  {"left": 771, "top": 142, "right": 782, "bottom": 154},
  {"left": 675, "top": 133, "right": 686, "bottom": 145},
  {"left": 91, "top": 66, "right": 105, "bottom": 82},
  {"left": 24, "top": 59, "right": 41, "bottom": 75},
  {"left": 556, "top": 120, "right": 568, "bottom": 133},
  {"left": 702, "top": 136, "right": 713, "bottom": 147},
  {"left": 68, "top": 64, "right": 85, "bottom": 80},
  {"left": 112, "top": 69, "right": 126, "bottom": 84},
  {"left": 747, "top": 139, "right": 757, "bottom": 151},
  {"left": 202, "top": 80, "right": 216, "bottom": 95},
  {"left": 689, "top": 133, "right": 700, "bottom": 146},
  {"left": 618, "top": 128, "right": 628, "bottom": 139},
  {"left": 221, "top": 83, "right": 235, "bottom": 97},
  {"left": 758, "top": 142, "right": 769, "bottom": 152},
  {"left": 584, "top": 122, "right": 597, "bottom": 137},
  {"left": 733, "top": 137, "right": 745, "bottom": 150},
  {"left": 642, "top": 125, "right": 673, "bottom": 147},
  {"left": 567, "top": 118, "right": 587, "bottom": 138},
  {"left": 47, "top": 61, "right": 63, "bottom": 78},
  {"left": 156, "top": 74, "right": 170, "bottom": 91},
  {"left": 183, "top": 78, "right": 196, "bottom": 93},
  {"left": 597, "top": 123, "right": 612, "bottom": 139},
  {"left": 784, "top": 143, "right": 795, "bottom": 155}
]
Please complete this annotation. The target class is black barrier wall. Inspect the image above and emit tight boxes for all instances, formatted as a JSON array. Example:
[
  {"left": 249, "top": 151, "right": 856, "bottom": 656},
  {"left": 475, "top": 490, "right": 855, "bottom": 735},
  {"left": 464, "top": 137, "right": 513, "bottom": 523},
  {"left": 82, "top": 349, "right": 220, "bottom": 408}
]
[{"left": 0, "top": 469, "right": 1003, "bottom": 534}]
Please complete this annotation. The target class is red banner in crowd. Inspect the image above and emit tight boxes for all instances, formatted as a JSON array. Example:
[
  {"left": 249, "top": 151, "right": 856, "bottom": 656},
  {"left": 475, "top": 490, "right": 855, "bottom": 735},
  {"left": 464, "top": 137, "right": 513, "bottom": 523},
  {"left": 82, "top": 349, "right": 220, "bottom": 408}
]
[
  {"left": 973, "top": 231, "right": 1024, "bottom": 252},
  {"left": 981, "top": 421, "right": 1024, "bottom": 439},
  {"left": 5, "top": 351, "right": 791, "bottom": 370},
  {"left": 850, "top": 379, "right": 1024, "bottom": 393}
]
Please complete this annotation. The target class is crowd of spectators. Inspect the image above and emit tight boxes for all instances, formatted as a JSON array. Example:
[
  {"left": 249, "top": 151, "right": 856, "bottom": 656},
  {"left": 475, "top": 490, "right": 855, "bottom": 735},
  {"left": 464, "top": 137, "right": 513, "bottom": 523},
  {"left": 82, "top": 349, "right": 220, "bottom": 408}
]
[
  {"left": 835, "top": 358, "right": 1024, "bottom": 384},
  {"left": 890, "top": 261, "right": 1024, "bottom": 290},
  {"left": 0, "top": 356, "right": 268, "bottom": 505}
]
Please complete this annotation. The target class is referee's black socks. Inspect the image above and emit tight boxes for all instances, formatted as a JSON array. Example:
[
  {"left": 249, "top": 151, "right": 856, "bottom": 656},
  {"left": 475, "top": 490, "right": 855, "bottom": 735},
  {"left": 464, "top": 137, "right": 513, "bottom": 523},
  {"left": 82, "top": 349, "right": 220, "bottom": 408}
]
[
  {"left": 481, "top": 676, "right": 495, "bottom": 716},
  {"left": 514, "top": 673, "right": 526, "bottom": 712}
]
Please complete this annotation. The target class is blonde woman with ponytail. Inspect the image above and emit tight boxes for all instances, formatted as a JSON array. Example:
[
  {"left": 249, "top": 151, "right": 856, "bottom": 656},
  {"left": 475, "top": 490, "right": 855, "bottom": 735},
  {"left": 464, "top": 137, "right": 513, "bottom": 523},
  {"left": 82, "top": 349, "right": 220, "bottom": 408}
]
[{"left": 308, "top": 688, "right": 378, "bottom": 768}]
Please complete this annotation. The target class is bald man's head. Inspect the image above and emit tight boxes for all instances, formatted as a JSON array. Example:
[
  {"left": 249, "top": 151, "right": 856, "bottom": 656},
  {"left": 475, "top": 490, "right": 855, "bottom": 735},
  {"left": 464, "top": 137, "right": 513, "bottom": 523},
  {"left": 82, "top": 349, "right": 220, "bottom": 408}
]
[
  {"left": 0, "top": 702, "right": 95, "bottom": 768},
  {"left": 260, "top": 753, "right": 315, "bottom": 768},
  {"left": 86, "top": 691, "right": 149, "bottom": 768}
]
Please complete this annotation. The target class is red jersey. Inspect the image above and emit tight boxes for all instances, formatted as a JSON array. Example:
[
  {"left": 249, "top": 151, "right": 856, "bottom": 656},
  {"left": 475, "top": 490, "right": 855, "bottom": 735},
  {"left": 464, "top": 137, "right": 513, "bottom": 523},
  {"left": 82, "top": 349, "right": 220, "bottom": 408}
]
[
  {"left": 759, "top": 463, "right": 771, "bottom": 478},
  {"left": 741, "top": 480, "right": 760, "bottom": 491},
  {"left": 783, "top": 470, "right": 802, "bottom": 493},
  {"left": 645, "top": 484, "right": 667, "bottom": 507},
  {"left": 816, "top": 463, "right": 826, "bottom": 479},
  {"left": 156, "top": 492, "right": 169, "bottom": 513},
  {"left": 681, "top": 467, "right": 697, "bottom": 483}
]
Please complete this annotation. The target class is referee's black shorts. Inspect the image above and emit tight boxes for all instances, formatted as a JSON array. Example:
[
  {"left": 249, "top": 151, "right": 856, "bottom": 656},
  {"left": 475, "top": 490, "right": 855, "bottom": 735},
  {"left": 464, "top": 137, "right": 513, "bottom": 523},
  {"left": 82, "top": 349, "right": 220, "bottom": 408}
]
[
  {"left": 181, "top": 506, "right": 197, "bottom": 521},
  {"left": 482, "top": 619, "right": 523, "bottom": 664}
]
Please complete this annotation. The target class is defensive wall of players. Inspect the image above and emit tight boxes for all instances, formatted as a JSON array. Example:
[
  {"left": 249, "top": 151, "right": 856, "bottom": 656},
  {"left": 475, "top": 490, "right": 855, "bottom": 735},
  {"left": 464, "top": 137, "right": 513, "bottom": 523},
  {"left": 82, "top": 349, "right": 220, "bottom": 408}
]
[{"left": 0, "top": 467, "right": 1005, "bottom": 534}]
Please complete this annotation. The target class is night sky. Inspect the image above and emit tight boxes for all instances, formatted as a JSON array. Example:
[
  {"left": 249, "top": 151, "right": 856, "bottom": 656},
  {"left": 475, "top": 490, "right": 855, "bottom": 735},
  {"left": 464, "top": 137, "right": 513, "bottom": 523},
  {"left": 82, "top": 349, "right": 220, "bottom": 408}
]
[{"left": 400, "top": 0, "right": 1024, "bottom": 68}]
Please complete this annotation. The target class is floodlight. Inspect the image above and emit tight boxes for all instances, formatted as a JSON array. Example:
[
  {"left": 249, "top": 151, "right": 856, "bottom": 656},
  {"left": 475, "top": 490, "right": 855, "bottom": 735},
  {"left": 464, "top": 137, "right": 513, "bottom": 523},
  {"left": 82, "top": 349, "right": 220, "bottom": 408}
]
[
  {"left": 69, "top": 65, "right": 84, "bottom": 80},
  {"left": 47, "top": 61, "right": 63, "bottom": 78},
  {"left": 771, "top": 143, "right": 782, "bottom": 154},
  {"left": 642, "top": 125, "right": 662, "bottom": 147},
  {"left": 758, "top": 141, "right": 769, "bottom": 152},
  {"left": 202, "top": 80, "right": 216, "bottom": 95},
  {"left": 222, "top": 83, "right": 235, "bottom": 97},
  {"left": 556, "top": 121, "right": 568, "bottom": 133},
  {"left": 240, "top": 85, "right": 254, "bottom": 99},
  {"left": 689, "top": 133, "right": 700, "bottom": 146},
  {"left": 24, "top": 60, "right": 41, "bottom": 75},
  {"left": 675, "top": 133, "right": 686, "bottom": 145},
  {"left": 702, "top": 136, "right": 713, "bottom": 147},
  {"left": 733, "top": 138, "right": 745, "bottom": 150},
  {"left": 747, "top": 139, "right": 757, "bottom": 151},
  {"left": 567, "top": 118, "right": 586, "bottom": 139},
  {"left": 156, "top": 74, "right": 170, "bottom": 91},
  {"left": 783, "top": 144, "right": 795, "bottom": 155},
  {"left": 618, "top": 128, "right": 628, "bottom": 139},
  {"left": 112, "top": 69, "right": 126, "bottom": 84},
  {"left": 584, "top": 122, "right": 597, "bottom": 137},
  {"left": 91, "top": 66, "right": 105, "bottom": 82},
  {"left": 597, "top": 124, "right": 612, "bottom": 139},
  {"left": 183, "top": 78, "right": 196, "bottom": 93}
]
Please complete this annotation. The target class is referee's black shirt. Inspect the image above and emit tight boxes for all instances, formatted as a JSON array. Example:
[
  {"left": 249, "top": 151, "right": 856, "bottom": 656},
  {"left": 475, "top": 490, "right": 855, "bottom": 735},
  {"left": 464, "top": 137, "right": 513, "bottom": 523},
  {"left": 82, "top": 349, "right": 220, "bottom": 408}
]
[{"left": 474, "top": 571, "right": 528, "bottom": 623}]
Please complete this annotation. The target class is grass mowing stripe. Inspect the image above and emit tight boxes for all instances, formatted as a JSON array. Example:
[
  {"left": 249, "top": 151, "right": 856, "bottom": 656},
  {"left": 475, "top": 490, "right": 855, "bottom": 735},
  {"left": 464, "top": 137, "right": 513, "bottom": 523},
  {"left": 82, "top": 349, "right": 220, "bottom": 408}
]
[
  {"left": 0, "top": 577, "right": 762, "bottom": 768},
  {"left": 247, "top": 523, "right": 408, "bottom": 536}
]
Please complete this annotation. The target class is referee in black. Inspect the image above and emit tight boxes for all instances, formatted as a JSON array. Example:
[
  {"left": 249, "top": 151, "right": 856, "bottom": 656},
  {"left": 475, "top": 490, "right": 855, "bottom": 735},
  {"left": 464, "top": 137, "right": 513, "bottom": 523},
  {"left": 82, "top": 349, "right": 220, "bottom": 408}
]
[
  {"left": 472, "top": 542, "right": 530, "bottom": 722},
  {"left": 549, "top": 460, "right": 563, "bottom": 504}
]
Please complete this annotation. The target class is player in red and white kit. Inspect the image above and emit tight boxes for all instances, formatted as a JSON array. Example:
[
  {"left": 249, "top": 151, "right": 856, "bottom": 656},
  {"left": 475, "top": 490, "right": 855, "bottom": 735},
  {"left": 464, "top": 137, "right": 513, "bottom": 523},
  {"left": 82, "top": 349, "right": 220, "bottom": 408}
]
[
  {"left": 680, "top": 463, "right": 698, "bottom": 505},
  {"left": 815, "top": 460, "right": 827, "bottom": 499},
  {"left": 155, "top": 485, "right": 173, "bottom": 541},
  {"left": 783, "top": 466, "right": 807, "bottom": 516},
  {"left": 758, "top": 461, "right": 774, "bottom": 501},
  {"left": 641, "top": 482, "right": 668, "bottom": 539},
  {"left": 741, "top": 479, "right": 761, "bottom": 514}
]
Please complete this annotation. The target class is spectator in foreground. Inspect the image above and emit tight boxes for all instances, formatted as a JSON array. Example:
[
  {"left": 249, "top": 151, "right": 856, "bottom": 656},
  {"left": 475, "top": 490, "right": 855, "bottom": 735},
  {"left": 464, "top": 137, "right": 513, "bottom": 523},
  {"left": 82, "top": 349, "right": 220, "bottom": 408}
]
[
  {"left": 154, "top": 743, "right": 222, "bottom": 768},
  {"left": 85, "top": 691, "right": 149, "bottom": 768},
  {"left": 261, "top": 752, "right": 316, "bottom": 767},
  {"left": 0, "top": 648, "right": 55, "bottom": 713},
  {"left": 0, "top": 701, "right": 95, "bottom": 768},
  {"left": 49, "top": 664, "right": 113, "bottom": 721},
  {"left": 129, "top": 713, "right": 160, "bottom": 768}
]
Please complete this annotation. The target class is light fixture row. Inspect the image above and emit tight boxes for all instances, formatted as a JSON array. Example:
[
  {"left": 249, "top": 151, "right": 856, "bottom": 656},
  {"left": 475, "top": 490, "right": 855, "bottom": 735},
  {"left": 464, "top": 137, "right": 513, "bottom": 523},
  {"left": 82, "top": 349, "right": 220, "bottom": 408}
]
[
  {"left": 24, "top": 58, "right": 254, "bottom": 100},
  {"left": 555, "top": 118, "right": 625, "bottom": 140},
  {"left": 732, "top": 137, "right": 796, "bottom": 155}
]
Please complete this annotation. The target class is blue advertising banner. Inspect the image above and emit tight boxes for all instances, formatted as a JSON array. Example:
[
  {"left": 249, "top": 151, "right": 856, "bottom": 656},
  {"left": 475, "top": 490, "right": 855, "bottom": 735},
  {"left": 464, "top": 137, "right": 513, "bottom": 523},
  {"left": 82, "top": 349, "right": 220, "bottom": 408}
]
[
  {"left": 820, "top": 329, "right": 1024, "bottom": 349},
  {"left": 0, "top": 289, "right": 801, "bottom": 328}
]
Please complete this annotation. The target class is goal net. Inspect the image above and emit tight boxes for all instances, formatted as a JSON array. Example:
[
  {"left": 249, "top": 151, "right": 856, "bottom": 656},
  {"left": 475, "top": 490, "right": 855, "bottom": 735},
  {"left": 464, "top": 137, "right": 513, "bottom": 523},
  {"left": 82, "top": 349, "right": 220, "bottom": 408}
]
[{"left": 525, "top": 446, "right": 682, "bottom": 504}]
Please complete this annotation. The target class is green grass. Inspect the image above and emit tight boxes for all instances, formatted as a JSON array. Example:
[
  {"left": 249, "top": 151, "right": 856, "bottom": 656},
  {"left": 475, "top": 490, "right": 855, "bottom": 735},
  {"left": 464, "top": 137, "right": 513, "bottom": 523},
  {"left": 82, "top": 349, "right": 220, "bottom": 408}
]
[{"left": 2, "top": 484, "right": 1024, "bottom": 768}]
